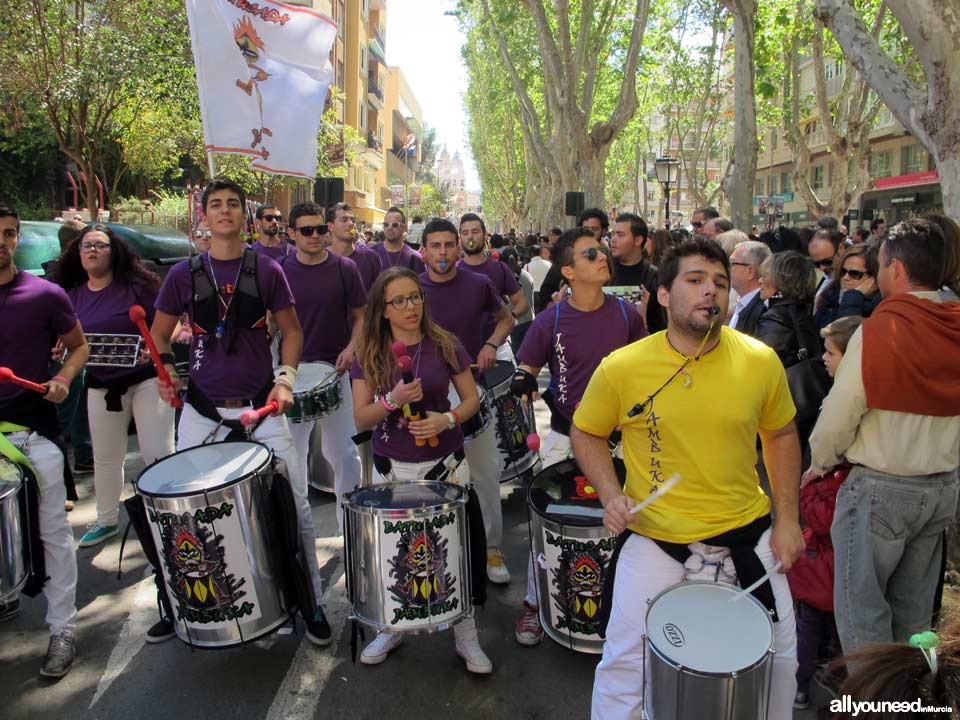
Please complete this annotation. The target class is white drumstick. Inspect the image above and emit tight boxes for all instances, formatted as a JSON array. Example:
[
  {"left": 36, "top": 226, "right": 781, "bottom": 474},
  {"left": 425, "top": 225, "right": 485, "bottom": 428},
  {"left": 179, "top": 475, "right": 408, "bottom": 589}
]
[
  {"left": 728, "top": 561, "right": 783, "bottom": 603},
  {"left": 628, "top": 474, "right": 680, "bottom": 514}
]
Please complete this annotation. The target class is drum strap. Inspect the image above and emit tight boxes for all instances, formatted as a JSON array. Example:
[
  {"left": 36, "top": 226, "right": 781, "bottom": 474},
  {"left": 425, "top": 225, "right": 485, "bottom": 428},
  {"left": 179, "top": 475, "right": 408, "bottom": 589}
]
[
  {"left": 185, "top": 381, "right": 273, "bottom": 441},
  {"left": 372, "top": 449, "right": 466, "bottom": 483}
]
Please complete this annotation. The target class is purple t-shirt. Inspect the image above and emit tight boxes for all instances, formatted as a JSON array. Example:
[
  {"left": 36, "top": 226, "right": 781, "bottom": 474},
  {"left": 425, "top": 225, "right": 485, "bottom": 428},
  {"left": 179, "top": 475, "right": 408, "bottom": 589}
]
[
  {"left": 155, "top": 252, "right": 294, "bottom": 402},
  {"left": 67, "top": 280, "right": 159, "bottom": 382},
  {"left": 281, "top": 252, "right": 366, "bottom": 364},
  {"left": 518, "top": 295, "right": 647, "bottom": 421},
  {"left": 345, "top": 243, "right": 383, "bottom": 292},
  {"left": 0, "top": 272, "right": 77, "bottom": 403},
  {"left": 457, "top": 257, "right": 520, "bottom": 299},
  {"left": 371, "top": 242, "right": 425, "bottom": 275},
  {"left": 419, "top": 269, "right": 503, "bottom": 361},
  {"left": 251, "top": 240, "right": 292, "bottom": 262},
  {"left": 350, "top": 337, "right": 472, "bottom": 463}
]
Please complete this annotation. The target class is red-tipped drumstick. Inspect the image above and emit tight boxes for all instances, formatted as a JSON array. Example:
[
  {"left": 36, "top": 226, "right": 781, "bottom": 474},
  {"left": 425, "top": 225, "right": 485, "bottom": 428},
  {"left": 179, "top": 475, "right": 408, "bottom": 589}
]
[
  {"left": 241, "top": 401, "right": 279, "bottom": 427},
  {"left": 129, "top": 305, "right": 182, "bottom": 408},
  {"left": 491, "top": 251, "right": 500, "bottom": 261},
  {"left": 391, "top": 341, "right": 439, "bottom": 448},
  {"left": 526, "top": 433, "right": 541, "bottom": 452},
  {"left": 0, "top": 367, "right": 48, "bottom": 394}
]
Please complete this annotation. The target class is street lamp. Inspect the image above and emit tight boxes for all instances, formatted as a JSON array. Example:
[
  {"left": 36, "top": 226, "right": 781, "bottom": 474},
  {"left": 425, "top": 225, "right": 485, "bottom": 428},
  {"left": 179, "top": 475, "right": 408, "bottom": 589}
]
[{"left": 653, "top": 156, "right": 680, "bottom": 229}]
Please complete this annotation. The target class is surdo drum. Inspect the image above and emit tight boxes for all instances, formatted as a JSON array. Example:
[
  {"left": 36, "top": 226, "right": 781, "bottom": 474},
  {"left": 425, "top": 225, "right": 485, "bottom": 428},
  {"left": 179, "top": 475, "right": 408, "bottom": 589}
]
[
  {"left": 644, "top": 582, "right": 775, "bottom": 720},
  {"left": 482, "top": 361, "right": 541, "bottom": 483},
  {"left": 344, "top": 482, "right": 472, "bottom": 633},
  {"left": 136, "top": 442, "right": 295, "bottom": 648},
  {"left": 0, "top": 458, "right": 27, "bottom": 603},
  {"left": 287, "top": 362, "right": 342, "bottom": 423},
  {"left": 528, "top": 460, "right": 616, "bottom": 654}
]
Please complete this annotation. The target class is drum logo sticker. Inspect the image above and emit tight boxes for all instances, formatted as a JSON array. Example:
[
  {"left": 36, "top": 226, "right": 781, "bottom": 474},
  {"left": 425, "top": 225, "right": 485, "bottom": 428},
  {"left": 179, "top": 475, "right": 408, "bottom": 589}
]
[
  {"left": 383, "top": 513, "right": 460, "bottom": 626},
  {"left": 543, "top": 530, "right": 615, "bottom": 637},
  {"left": 663, "top": 623, "right": 685, "bottom": 648},
  {"left": 149, "top": 503, "right": 262, "bottom": 626},
  {"left": 493, "top": 395, "right": 528, "bottom": 464}
]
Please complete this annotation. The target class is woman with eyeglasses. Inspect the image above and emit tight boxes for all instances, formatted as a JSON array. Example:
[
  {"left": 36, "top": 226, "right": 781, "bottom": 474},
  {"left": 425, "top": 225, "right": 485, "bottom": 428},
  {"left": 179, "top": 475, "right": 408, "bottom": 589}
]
[
  {"left": 52, "top": 224, "right": 175, "bottom": 547},
  {"left": 813, "top": 244, "right": 881, "bottom": 330},
  {"left": 350, "top": 267, "right": 492, "bottom": 673}
]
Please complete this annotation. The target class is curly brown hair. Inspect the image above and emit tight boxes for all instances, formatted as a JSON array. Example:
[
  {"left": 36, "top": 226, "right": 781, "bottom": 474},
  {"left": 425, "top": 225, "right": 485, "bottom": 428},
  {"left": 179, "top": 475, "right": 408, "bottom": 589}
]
[{"left": 355, "top": 267, "right": 462, "bottom": 395}]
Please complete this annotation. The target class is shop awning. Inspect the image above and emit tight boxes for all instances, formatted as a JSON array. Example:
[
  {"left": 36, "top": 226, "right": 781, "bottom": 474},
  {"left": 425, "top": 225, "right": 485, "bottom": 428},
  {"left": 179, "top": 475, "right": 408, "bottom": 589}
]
[{"left": 872, "top": 169, "right": 939, "bottom": 191}]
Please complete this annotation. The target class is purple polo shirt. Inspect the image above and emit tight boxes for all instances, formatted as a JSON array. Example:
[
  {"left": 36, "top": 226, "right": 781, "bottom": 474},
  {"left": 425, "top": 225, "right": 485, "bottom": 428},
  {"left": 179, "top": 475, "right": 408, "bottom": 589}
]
[
  {"left": 251, "top": 240, "right": 292, "bottom": 262},
  {"left": 0, "top": 272, "right": 77, "bottom": 402},
  {"left": 345, "top": 243, "right": 383, "bottom": 292},
  {"left": 419, "top": 269, "right": 504, "bottom": 361},
  {"left": 155, "top": 252, "right": 294, "bottom": 402},
  {"left": 371, "top": 242, "right": 425, "bottom": 275},
  {"left": 457, "top": 257, "right": 521, "bottom": 338}
]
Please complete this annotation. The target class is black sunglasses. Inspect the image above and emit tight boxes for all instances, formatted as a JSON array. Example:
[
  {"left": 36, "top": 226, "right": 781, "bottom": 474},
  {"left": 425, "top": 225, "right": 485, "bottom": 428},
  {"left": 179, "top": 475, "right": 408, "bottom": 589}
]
[
  {"left": 568, "top": 246, "right": 609, "bottom": 265},
  {"left": 813, "top": 257, "right": 835, "bottom": 269},
  {"left": 262, "top": 214, "right": 282, "bottom": 222},
  {"left": 839, "top": 267, "right": 866, "bottom": 280},
  {"left": 296, "top": 224, "right": 328, "bottom": 237}
]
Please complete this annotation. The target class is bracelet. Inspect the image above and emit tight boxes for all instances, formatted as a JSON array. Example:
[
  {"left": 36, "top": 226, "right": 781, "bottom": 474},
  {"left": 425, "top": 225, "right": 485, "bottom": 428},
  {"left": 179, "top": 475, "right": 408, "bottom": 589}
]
[
  {"left": 444, "top": 412, "right": 456, "bottom": 430},
  {"left": 52, "top": 375, "right": 70, "bottom": 386},
  {"left": 484, "top": 341, "right": 498, "bottom": 351},
  {"left": 380, "top": 394, "right": 398, "bottom": 412},
  {"left": 451, "top": 408, "right": 460, "bottom": 425},
  {"left": 158, "top": 352, "right": 176, "bottom": 366}
]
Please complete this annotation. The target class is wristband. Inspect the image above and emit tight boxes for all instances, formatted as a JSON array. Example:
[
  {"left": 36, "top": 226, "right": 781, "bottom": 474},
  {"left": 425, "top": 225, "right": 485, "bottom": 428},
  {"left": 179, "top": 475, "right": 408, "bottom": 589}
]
[
  {"left": 158, "top": 352, "right": 176, "bottom": 366},
  {"left": 51, "top": 375, "right": 70, "bottom": 386},
  {"left": 484, "top": 341, "right": 498, "bottom": 351},
  {"left": 451, "top": 408, "right": 461, "bottom": 425},
  {"left": 275, "top": 364, "right": 298, "bottom": 386},
  {"left": 381, "top": 393, "right": 398, "bottom": 412},
  {"left": 274, "top": 375, "right": 294, "bottom": 391},
  {"left": 444, "top": 411, "right": 456, "bottom": 430}
]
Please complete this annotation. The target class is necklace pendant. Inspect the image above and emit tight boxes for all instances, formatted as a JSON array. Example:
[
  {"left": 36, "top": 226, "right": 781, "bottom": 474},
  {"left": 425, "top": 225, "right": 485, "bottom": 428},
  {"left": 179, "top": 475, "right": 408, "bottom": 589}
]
[
  {"left": 215, "top": 323, "right": 224, "bottom": 339},
  {"left": 682, "top": 372, "right": 693, "bottom": 389}
]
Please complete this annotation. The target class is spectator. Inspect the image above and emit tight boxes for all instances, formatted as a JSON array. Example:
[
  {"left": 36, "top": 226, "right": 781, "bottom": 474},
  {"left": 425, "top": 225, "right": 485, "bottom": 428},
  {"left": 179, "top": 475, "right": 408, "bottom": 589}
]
[
  {"left": 715, "top": 228, "right": 750, "bottom": 257},
  {"left": 499, "top": 247, "right": 534, "bottom": 349},
  {"left": 870, "top": 217, "right": 887, "bottom": 242},
  {"left": 702, "top": 217, "right": 734, "bottom": 242},
  {"left": 524, "top": 244, "right": 552, "bottom": 310},
  {"left": 797, "top": 225, "right": 817, "bottom": 255},
  {"left": 406, "top": 215, "right": 424, "bottom": 249},
  {"left": 813, "top": 244, "right": 881, "bottom": 330},
  {"left": 645, "top": 228, "right": 673, "bottom": 267},
  {"left": 759, "top": 225, "right": 804, "bottom": 254},
  {"left": 817, "top": 215, "right": 839, "bottom": 232},
  {"left": 808, "top": 229, "right": 842, "bottom": 307},
  {"left": 807, "top": 218, "right": 960, "bottom": 655},
  {"left": 728, "top": 240, "right": 771, "bottom": 336},
  {"left": 690, "top": 205, "right": 719, "bottom": 235},
  {"left": 850, "top": 226, "right": 869, "bottom": 245},
  {"left": 923, "top": 212, "right": 960, "bottom": 300},
  {"left": 609, "top": 212, "right": 665, "bottom": 332}
]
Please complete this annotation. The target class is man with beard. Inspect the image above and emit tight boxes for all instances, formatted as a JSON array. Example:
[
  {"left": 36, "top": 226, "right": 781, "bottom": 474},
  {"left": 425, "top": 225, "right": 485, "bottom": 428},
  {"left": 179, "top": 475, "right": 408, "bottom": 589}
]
[
  {"left": 419, "top": 219, "right": 516, "bottom": 584},
  {"left": 325, "top": 202, "right": 382, "bottom": 292},
  {"left": 252, "top": 204, "right": 290, "bottom": 260},
  {"left": 372, "top": 207, "right": 424, "bottom": 275},
  {"left": 609, "top": 212, "right": 665, "bottom": 333}
]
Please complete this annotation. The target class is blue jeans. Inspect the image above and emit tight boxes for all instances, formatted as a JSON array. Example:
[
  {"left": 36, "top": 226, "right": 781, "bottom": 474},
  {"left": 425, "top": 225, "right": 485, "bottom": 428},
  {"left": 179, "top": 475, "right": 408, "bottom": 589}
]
[{"left": 831, "top": 465, "right": 959, "bottom": 654}]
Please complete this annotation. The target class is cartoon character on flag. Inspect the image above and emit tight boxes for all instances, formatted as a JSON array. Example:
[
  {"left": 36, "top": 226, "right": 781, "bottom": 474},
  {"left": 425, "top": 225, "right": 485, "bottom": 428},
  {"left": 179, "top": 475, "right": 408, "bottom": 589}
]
[{"left": 233, "top": 16, "right": 273, "bottom": 159}]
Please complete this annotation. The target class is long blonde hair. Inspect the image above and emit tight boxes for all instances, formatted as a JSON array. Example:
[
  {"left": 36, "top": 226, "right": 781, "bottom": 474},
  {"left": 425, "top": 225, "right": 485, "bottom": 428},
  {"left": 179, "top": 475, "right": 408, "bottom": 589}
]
[{"left": 356, "top": 267, "right": 462, "bottom": 394}]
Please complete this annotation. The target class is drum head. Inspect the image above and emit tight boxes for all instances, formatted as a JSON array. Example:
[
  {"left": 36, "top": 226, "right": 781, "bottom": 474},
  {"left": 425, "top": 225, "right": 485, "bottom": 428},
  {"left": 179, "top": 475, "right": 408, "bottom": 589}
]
[
  {"left": 347, "top": 481, "right": 466, "bottom": 510},
  {"left": 294, "top": 362, "right": 337, "bottom": 393},
  {"left": 482, "top": 360, "right": 514, "bottom": 391},
  {"left": 0, "top": 458, "right": 23, "bottom": 501},
  {"left": 646, "top": 582, "right": 773, "bottom": 674},
  {"left": 137, "top": 441, "right": 272, "bottom": 497},
  {"left": 527, "top": 460, "right": 604, "bottom": 526}
]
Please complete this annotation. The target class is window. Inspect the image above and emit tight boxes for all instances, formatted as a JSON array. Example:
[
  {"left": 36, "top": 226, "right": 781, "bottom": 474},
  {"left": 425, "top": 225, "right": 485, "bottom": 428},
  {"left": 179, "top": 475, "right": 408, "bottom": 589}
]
[
  {"left": 337, "top": 0, "right": 345, "bottom": 38},
  {"left": 780, "top": 171, "right": 792, "bottom": 193},
  {"left": 811, "top": 165, "right": 824, "bottom": 190},
  {"left": 359, "top": 101, "right": 365, "bottom": 129},
  {"left": 360, "top": 47, "right": 366, "bottom": 72},
  {"left": 902, "top": 144, "right": 929, "bottom": 174},
  {"left": 337, "top": 60, "right": 344, "bottom": 90},
  {"left": 767, "top": 175, "right": 777, "bottom": 195},
  {"left": 868, "top": 150, "right": 892, "bottom": 178},
  {"left": 771, "top": 131, "right": 779, "bottom": 150},
  {"left": 755, "top": 179, "right": 764, "bottom": 196}
]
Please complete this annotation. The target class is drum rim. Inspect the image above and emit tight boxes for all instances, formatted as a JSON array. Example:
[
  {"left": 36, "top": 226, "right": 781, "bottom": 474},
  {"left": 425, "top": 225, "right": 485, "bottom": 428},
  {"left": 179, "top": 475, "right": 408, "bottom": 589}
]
[
  {"left": 644, "top": 580, "right": 775, "bottom": 675},
  {"left": 343, "top": 480, "right": 468, "bottom": 513},
  {"left": 0, "top": 459, "right": 24, "bottom": 501},
  {"left": 135, "top": 440, "right": 273, "bottom": 498},
  {"left": 527, "top": 459, "right": 604, "bottom": 526},
  {"left": 481, "top": 360, "right": 515, "bottom": 391}
]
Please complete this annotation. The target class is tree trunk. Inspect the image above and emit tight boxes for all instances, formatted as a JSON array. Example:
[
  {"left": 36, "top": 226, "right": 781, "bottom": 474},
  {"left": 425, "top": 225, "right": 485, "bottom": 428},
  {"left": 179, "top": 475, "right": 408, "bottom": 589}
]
[
  {"left": 937, "top": 150, "right": 960, "bottom": 223},
  {"left": 722, "top": 0, "right": 759, "bottom": 231}
]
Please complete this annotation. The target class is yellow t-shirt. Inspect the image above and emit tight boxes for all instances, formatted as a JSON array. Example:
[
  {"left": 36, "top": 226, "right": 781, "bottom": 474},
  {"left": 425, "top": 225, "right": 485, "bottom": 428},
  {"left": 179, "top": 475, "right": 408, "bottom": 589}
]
[{"left": 573, "top": 326, "right": 796, "bottom": 543}]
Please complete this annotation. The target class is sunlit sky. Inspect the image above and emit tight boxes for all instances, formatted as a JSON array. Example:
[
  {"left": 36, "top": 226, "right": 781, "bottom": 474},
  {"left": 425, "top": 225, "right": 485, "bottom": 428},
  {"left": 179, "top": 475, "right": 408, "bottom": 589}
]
[{"left": 386, "top": 0, "right": 480, "bottom": 190}]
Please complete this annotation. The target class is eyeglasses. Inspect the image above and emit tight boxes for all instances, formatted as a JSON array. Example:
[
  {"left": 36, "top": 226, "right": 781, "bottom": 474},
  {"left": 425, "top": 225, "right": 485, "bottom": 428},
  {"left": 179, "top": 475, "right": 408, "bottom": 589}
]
[
  {"left": 839, "top": 267, "right": 867, "bottom": 280},
  {"left": 568, "top": 246, "right": 609, "bottom": 265},
  {"left": 262, "top": 214, "right": 282, "bottom": 222},
  {"left": 296, "top": 224, "right": 328, "bottom": 237},
  {"left": 80, "top": 242, "right": 111, "bottom": 253},
  {"left": 194, "top": 230, "right": 211, "bottom": 239},
  {"left": 812, "top": 257, "right": 836, "bottom": 269},
  {"left": 730, "top": 261, "right": 752, "bottom": 268},
  {"left": 386, "top": 291, "right": 424, "bottom": 310},
  {"left": 385, "top": 222, "right": 403, "bottom": 229}
]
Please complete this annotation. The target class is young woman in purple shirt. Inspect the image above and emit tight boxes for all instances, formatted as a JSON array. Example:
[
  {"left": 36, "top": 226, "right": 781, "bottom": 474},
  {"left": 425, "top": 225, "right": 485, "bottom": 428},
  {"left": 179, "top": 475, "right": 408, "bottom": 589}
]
[
  {"left": 350, "top": 267, "right": 493, "bottom": 674},
  {"left": 53, "top": 225, "right": 175, "bottom": 548}
]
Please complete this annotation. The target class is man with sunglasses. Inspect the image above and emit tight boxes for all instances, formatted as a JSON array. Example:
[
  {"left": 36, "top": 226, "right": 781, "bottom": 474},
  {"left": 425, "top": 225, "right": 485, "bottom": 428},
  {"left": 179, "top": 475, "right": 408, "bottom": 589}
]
[
  {"left": 253, "top": 204, "right": 290, "bottom": 260},
  {"left": 690, "top": 206, "right": 719, "bottom": 237},
  {"left": 808, "top": 230, "right": 841, "bottom": 307},
  {"left": 281, "top": 202, "right": 366, "bottom": 527},
  {"left": 326, "top": 202, "right": 382, "bottom": 291},
  {"left": 511, "top": 227, "right": 647, "bottom": 646},
  {"left": 372, "top": 207, "right": 424, "bottom": 274}
]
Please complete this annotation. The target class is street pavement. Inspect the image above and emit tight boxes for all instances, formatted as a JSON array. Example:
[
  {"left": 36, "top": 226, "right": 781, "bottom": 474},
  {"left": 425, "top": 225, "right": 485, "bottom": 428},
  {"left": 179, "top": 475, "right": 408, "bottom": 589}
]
[{"left": 0, "top": 397, "right": 827, "bottom": 720}]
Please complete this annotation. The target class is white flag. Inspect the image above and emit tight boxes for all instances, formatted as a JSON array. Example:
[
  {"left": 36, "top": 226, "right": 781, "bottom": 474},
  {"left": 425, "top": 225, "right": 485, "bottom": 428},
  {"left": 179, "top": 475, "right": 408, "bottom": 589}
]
[{"left": 185, "top": 0, "right": 336, "bottom": 179}]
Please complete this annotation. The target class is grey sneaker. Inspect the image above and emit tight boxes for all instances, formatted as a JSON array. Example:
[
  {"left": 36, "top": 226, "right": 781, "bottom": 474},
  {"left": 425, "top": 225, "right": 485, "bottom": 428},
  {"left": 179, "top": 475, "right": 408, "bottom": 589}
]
[{"left": 40, "top": 630, "right": 76, "bottom": 678}]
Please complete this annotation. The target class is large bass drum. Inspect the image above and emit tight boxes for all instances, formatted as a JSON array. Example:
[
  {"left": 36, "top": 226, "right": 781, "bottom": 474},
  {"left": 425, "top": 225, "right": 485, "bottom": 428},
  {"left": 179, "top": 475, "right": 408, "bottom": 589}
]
[
  {"left": 344, "top": 482, "right": 472, "bottom": 634},
  {"left": 135, "top": 441, "right": 295, "bottom": 648},
  {"left": 0, "top": 458, "right": 27, "bottom": 603},
  {"left": 528, "top": 459, "right": 616, "bottom": 654}
]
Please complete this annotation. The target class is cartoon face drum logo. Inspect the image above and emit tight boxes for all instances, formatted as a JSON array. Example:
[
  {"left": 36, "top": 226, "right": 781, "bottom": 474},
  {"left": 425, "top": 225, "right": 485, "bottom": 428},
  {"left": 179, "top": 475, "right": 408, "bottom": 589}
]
[
  {"left": 493, "top": 395, "right": 527, "bottom": 461},
  {"left": 545, "top": 530, "right": 615, "bottom": 636}
]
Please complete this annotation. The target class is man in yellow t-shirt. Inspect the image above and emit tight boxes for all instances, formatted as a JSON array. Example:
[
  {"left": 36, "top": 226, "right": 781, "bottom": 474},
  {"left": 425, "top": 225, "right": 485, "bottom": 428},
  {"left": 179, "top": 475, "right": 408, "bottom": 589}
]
[{"left": 572, "top": 237, "right": 805, "bottom": 720}]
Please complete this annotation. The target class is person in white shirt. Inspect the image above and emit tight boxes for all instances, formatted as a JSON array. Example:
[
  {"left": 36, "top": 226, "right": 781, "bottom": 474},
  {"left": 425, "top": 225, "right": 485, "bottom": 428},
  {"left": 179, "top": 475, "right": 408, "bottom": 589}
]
[
  {"left": 523, "top": 244, "right": 552, "bottom": 308},
  {"left": 728, "top": 240, "right": 771, "bottom": 336}
]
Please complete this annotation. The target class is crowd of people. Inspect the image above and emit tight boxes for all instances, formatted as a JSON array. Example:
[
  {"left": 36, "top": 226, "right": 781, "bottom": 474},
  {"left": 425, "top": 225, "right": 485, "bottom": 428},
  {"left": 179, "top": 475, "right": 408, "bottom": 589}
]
[{"left": 1, "top": 185, "right": 958, "bottom": 718}]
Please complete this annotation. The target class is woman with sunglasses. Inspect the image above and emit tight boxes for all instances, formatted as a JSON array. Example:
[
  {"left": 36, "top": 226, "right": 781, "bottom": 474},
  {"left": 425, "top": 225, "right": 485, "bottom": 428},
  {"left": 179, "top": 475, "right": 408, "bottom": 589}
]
[
  {"left": 350, "top": 267, "right": 492, "bottom": 673},
  {"left": 813, "top": 244, "right": 881, "bottom": 330},
  {"left": 52, "top": 224, "right": 175, "bottom": 547}
]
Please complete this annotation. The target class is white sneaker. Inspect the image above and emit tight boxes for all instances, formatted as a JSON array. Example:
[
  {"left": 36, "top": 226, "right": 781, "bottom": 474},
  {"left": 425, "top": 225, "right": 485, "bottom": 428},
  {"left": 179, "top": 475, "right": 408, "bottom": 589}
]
[
  {"left": 360, "top": 631, "right": 403, "bottom": 665},
  {"left": 486, "top": 549, "right": 511, "bottom": 585},
  {"left": 454, "top": 626, "right": 493, "bottom": 674}
]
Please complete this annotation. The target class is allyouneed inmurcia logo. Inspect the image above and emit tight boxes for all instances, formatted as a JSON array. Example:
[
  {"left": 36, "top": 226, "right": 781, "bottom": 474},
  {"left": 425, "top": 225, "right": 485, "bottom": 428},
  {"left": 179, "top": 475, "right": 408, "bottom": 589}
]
[{"left": 830, "top": 697, "right": 954, "bottom": 716}]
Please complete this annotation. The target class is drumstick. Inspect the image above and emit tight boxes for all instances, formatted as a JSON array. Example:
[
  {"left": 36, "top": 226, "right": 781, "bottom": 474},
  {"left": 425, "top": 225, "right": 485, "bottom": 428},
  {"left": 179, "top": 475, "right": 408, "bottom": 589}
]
[
  {"left": 391, "top": 343, "right": 439, "bottom": 448},
  {"left": 241, "top": 401, "right": 279, "bottom": 427},
  {"left": 628, "top": 474, "right": 681, "bottom": 514},
  {"left": 0, "top": 367, "right": 48, "bottom": 394},
  {"left": 727, "top": 561, "right": 783, "bottom": 603},
  {"left": 128, "top": 305, "right": 182, "bottom": 408}
]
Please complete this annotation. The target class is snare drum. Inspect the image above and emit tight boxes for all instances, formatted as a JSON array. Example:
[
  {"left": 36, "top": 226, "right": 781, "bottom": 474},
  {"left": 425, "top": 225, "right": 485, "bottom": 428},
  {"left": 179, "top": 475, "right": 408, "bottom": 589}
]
[
  {"left": 528, "top": 460, "right": 616, "bottom": 654},
  {"left": 0, "top": 458, "right": 27, "bottom": 603},
  {"left": 344, "top": 482, "right": 472, "bottom": 633},
  {"left": 287, "top": 362, "right": 341, "bottom": 423},
  {"left": 644, "top": 582, "right": 775, "bottom": 720},
  {"left": 483, "top": 360, "right": 540, "bottom": 482},
  {"left": 136, "top": 441, "right": 295, "bottom": 648}
]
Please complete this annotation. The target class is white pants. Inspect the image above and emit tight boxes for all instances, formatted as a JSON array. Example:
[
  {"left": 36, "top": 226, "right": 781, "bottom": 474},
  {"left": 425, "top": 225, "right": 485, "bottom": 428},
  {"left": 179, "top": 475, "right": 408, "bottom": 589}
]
[
  {"left": 176, "top": 403, "right": 323, "bottom": 598},
  {"left": 88, "top": 378, "right": 175, "bottom": 526},
  {"left": 5, "top": 431, "right": 78, "bottom": 635},
  {"left": 496, "top": 342, "right": 515, "bottom": 364},
  {"left": 373, "top": 455, "right": 470, "bottom": 487},
  {"left": 591, "top": 530, "right": 797, "bottom": 720},
  {"left": 288, "top": 374, "right": 361, "bottom": 531}
]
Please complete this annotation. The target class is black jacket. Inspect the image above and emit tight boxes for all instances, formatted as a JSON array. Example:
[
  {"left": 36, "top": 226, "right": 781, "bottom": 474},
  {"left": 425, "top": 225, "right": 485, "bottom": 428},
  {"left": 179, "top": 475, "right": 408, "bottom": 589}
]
[
  {"left": 756, "top": 298, "right": 821, "bottom": 370},
  {"left": 733, "top": 291, "right": 766, "bottom": 337},
  {"left": 813, "top": 282, "right": 882, "bottom": 330}
]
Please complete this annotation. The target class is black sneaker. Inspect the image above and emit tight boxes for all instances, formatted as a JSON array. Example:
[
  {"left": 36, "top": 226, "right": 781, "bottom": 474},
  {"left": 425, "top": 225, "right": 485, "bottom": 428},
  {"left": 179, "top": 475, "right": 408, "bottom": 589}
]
[
  {"left": 305, "top": 606, "right": 332, "bottom": 647},
  {"left": 0, "top": 597, "right": 20, "bottom": 623},
  {"left": 146, "top": 617, "right": 176, "bottom": 644}
]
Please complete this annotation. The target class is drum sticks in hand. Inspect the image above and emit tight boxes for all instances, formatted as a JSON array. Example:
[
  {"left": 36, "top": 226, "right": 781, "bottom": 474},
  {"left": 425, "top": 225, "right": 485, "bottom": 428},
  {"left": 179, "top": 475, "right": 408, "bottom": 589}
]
[
  {"left": 0, "top": 367, "right": 48, "bottom": 394},
  {"left": 129, "top": 305, "right": 182, "bottom": 408},
  {"left": 391, "top": 342, "right": 439, "bottom": 448}
]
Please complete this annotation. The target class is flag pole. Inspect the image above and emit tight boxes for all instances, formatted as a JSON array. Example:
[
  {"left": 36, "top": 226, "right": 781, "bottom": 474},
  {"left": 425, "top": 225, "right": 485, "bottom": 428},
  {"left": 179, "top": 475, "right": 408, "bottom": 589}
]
[{"left": 206, "top": 149, "right": 218, "bottom": 178}]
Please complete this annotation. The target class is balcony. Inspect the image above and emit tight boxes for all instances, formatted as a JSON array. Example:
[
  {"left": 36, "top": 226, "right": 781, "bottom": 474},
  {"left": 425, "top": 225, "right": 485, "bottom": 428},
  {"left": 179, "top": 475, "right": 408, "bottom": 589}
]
[
  {"left": 363, "top": 132, "right": 384, "bottom": 170},
  {"left": 367, "top": 72, "right": 384, "bottom": 109},
  {"left": 374, "top": 25, "right": 386, "bottom": 54}
]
